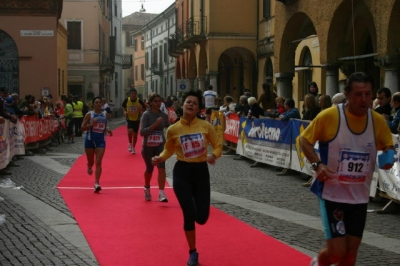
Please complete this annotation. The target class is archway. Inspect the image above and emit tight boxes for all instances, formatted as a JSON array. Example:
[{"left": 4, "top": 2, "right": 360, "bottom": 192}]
[
  {"left": 0, "top": 30, "right": 19, "bottom": 94},
  {"left": 218, "top": 47, "right": 256, "bottom": 101}
]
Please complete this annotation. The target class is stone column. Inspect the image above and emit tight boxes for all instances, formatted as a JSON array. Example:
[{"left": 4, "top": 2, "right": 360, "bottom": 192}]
[
  {"left": 324, "top": 65, "right": 339, "bottom": 97},
  {"left": 384, "top": 68, "right": 399, "bottom": 95},
  {"left": 274, "top": 72, "right": 294, "bottom": 98},
  {"left": 207, "top": 71, "right": 219, "bottom": 92},
  {"left": 189, "top": 78, "right": 195, "bottom": 91},
  {"left": 197, "top": 76, "right": 206, "bottom": 91}
]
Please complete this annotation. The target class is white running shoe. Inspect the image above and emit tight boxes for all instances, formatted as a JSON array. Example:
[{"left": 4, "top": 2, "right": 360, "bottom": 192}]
[
  {"left": 144, "top": 187, "right": 151, "bottom": 201},
  {"left": 158, "top": 191, "right": 168, "bottom": 202},
  {"left": 94, "top": 183, "right": 102, "bottom": 193},
  {"left": 310, "top": 257, "right": 319, "bottom": 266},
  {"left": 128, "top": 143, "right": 132, "bottom": 152},
  {"left": 131, "top": 147, "right": 136, "bottom": 154}
]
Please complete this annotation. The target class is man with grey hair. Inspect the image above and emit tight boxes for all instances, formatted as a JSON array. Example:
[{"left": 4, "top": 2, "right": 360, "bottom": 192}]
[
  {"left": 332, "top": 93, "right": 346, "bottom": 106},
  {"left": 235, "top": 95, "right": 250, "bottom": 117}
]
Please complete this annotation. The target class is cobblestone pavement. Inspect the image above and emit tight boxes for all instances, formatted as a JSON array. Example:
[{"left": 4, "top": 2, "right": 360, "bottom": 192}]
[{"left": 0, "top": 117, "right": 400, "bottom": 265}]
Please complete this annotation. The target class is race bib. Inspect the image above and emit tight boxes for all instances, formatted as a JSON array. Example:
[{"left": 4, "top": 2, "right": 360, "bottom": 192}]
[
  {"left": 147, "top": 131, "right": 163, "bottom": 146},
  {"left": 179, "top": 133, "right": 205, "bottom": 159},
  {"left": 129, "top": 106, "right": 138, "bottom": 114},
  {"left": 337, "top": 150, "right": 370, "bottom": 184},
  {"left": 92, "top": 122, "right": 106, "bottom": 133}
]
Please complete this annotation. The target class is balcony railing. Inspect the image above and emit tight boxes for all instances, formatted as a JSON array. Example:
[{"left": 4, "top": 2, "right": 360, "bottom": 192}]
[
  {"left": 122, "top": 54, "right": 132, "bottom": 69},
  {"left": 176, "top": 16, "right": 207, "bottom": 49},
  {"left": 168, "top": 36, "right": 184, "bottom": 57},
  {"left": 150, "top": 63, "right": 162, "bottom": 75},
  {"left": 100, "top": 51, "right": 114, "bottom": 73}
]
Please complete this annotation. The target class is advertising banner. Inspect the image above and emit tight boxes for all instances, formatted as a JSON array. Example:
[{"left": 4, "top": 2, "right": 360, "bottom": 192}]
[
  {"left": 237, "top": 117, "right": 291, "bottom": 167},
  {"left": 223, "top": 113, "right": 239, "bottom": 144}
]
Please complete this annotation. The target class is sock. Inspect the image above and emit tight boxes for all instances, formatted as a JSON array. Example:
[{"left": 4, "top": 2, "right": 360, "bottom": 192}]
[
  {"left": 189, "top": 249, "right": 197, "bottom": 254},
  {"left": 144, "top": 185, "right": 150, "bottom": 189}
]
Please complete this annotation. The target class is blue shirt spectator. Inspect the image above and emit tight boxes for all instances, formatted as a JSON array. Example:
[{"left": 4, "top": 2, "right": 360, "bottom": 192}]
[{"left": 280, "top": 98, "right": 301, "bottom": 121}]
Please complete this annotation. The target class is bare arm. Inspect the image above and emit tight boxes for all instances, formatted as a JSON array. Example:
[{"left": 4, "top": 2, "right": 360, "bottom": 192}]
[{"left": 299, "top": 136, "right": 335, "bottom": 182}]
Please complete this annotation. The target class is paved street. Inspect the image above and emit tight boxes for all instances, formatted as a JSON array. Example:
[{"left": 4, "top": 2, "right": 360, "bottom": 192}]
[{"left": 1, "top": 117, "right": 400, "bottom": 265}]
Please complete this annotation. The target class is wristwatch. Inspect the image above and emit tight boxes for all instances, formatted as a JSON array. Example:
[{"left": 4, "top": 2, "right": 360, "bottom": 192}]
[{"left": 311, "top": 161, "right": 322, "bottom": 170}]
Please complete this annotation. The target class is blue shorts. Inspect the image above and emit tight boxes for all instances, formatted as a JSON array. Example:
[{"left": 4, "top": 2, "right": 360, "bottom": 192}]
[
  {"left": 84, "top": 138, "right": 106, "bottom": 149},
  {"left": 319, "top": 198, "right": 368, "bottom": 239}
]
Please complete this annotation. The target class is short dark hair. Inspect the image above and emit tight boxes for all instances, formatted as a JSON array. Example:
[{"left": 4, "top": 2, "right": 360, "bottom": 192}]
[
  {"left": 207, "top": 85, "right": 213, "bottom": 90},
  {"left": 130, "top": 88, "right": 137, "bottom": 93},
  {"left": 377, "top": 87, "right": 391, "bottom": 98},
  {"left": 182, "top": 90, "right": 203, "bottom": 109},
  {"left": 92, "top": 96, "right": 102, "bottom": 105},
  {"left": 262, "top": 83, "right": 270, "bottom": 92},
  {"left": 344, "top": 72, "right": 374, "bottom": 93},
  {"left": 224, "top": 96, "right": 233, "bottom": 103},
  {"left": 308, "top": 82, "right": 319, "bottom": 94},
  {"left": 285, "top": 98, "right": 295, "bottom": 108},
  {"left": 148, "top": 92, "right": 161, "bottom": 103}
]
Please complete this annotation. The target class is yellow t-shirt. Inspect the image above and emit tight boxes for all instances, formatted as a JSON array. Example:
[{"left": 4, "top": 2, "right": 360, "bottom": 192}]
[
  {"left": 301, "top": 105, "right": 393, "bottom": 150},
  {"left": 160, "top": 116, "right": 223, "bottom": 163},
  {"left": 125, "top": 97, "right": 142, "bottom": 121}
]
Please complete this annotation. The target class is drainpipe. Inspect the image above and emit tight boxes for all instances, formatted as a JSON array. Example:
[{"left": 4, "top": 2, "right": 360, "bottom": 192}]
[
  {"left": 143, "top": 24, "right": 153, "bottom": 98},
  {"left": 162, "top": 11, "right": 170, "bottom": 97}
]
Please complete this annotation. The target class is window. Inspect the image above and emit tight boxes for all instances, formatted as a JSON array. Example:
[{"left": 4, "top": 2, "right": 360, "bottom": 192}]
[
  {"left": 263, "top": 0, "right": 271, "bottom": 18},
  {"left": 145, "top": 52, "right": 149, "bottom": 69},
  {"left": 134, "top": 39, "right": 138, "bottom": 52},
  {"left": 141, "top": 36, "right": 144, "bottom": 50},
  {"left": 135, "top": 66, "right": 138, "bottom": 81},
  {"left": 152, "top": 47, "right": 158, "bottom": 65},
  {"left": 159, "top": 45, "right": 162, "bottom": 66},
  {"left": 67, "top": 21, "right": 81, "bottom": 49},
  {"left": 141, "top": 64, "right": 144, "bottom": 80},
  {"left": 115, "top": 72, "right": 118, "bottom": 97},
  {"left": 164, "top": 43, "right": 168, "bottom": 63},
  {"left": 130, "top": 36, "right": 135, "bottom": 46}
]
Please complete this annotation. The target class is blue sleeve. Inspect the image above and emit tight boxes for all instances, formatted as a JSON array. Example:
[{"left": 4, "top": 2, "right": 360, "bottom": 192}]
[{"left": 388, "top": 111, "right": 400, "bottom": 134}]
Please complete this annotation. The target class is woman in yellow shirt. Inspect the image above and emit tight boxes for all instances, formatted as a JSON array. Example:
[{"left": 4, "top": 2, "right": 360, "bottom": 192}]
[{"left": 152, "top": 90, "right": 222, "bottom": 266}]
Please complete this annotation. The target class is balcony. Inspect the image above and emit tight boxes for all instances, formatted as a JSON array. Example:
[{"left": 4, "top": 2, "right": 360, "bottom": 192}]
[
  {"left": 168, "top": 36, "right": 184, "bottom": 57},
  {"left": 177, "top": 16, "right": 207, "bottom": 49},
  {"left": 100, "top": 51, "right": 114, "bottom": 73},
  {"left": 150, "top": 63, "right": 162, "bottom": 76},
  {"left": 122, "top": 54, "right": 132, "bottom": 69}
]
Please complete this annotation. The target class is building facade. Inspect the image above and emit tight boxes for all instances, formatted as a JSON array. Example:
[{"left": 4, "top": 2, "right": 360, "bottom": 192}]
[
  {"left": 61, "top": 0, "right": 124, "bottom": 108},
  {"left": 122, "top": 12, "right": 158, "bottom": 100},
  {"left": 0, "top": 0, "right": 66, "bottom": 100},
  {"left": 271, "top": 0, "right": 400, "bottom": 101},
  {"left": 144, "top": 4, "right": 176, "bottom": 99},
  {"left": 169, "top": 0, "right": 258, "bottom": 102}
]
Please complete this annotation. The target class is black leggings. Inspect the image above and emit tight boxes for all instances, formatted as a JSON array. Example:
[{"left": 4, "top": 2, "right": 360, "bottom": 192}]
[{"left": 173, "top": 161, "right": 210, "bottom": 231}]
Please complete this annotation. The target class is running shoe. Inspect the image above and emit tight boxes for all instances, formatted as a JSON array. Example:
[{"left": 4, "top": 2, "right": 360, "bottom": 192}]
[
  {"left": 310, "top": 256, "right": 318, "bottom": 266},
  {"left": 128, "top": 143, "right": 132, "bottom": 152},
  {"left": 187, "top": 252, "right": 199, "bottom": 266},
  {"left": 144, "top": 187, "right": 151, "bottom": 201},
  {"left": 158, "top": 191, "right": 168, "bottom": 202},
  {"left": 131, "top": 147, "right": 136, "bottom": 154},
  {"left": 94, "top": 183, "right": 102, "bottom": 193}
]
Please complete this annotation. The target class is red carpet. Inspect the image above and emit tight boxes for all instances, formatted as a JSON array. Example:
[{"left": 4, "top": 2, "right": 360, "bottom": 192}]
[{"left": 57, "top": 126, "right": 311, "bottom": 265}]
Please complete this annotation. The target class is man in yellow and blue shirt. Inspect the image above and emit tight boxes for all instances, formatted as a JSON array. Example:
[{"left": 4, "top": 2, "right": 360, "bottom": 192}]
[{"left": 122, "top": 88, "right": 145, "bottom": 154}]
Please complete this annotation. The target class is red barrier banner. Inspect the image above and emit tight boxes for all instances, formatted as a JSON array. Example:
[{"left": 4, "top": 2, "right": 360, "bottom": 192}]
[
  {"left": 224, "top": 113, "right": 239, "bottom": 144},
  {"left": 20, "top": 116, "right": 58, "bottom": 143}
]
